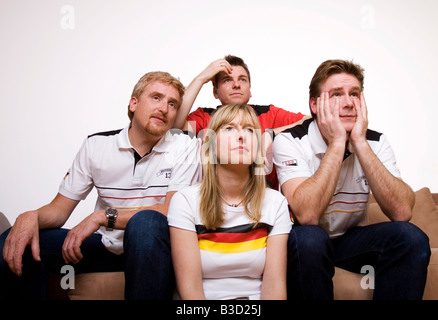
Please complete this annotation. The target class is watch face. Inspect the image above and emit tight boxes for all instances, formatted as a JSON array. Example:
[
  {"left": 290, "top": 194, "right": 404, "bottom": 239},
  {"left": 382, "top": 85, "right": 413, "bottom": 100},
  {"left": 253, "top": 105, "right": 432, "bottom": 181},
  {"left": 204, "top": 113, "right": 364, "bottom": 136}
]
[{"left": 106, "top": 208, "right": 117, "bottom": 216}]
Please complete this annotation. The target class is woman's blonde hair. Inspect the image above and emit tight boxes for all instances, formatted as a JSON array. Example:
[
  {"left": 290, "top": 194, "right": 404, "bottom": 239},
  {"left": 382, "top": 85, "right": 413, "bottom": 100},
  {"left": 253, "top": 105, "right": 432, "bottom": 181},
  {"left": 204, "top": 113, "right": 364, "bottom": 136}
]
[{"left": 199, "top": 104, "right": 266, "bottom": 230}]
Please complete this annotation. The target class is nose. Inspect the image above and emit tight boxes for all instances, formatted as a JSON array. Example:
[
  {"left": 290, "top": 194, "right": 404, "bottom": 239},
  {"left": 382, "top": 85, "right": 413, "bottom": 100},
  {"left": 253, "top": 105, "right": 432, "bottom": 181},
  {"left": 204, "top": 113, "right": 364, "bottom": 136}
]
[
  {"left": 232, "top": 79, "right": 241, "bottom": 89},
  {"left": 236, "top": 127, "right": 247, "bottom": 142},
  {"left": 341, "top": 95, "right": 354, "bottom": 109},
  {"left": 157, "top": 100, "right": 168, "bottom": 114}
]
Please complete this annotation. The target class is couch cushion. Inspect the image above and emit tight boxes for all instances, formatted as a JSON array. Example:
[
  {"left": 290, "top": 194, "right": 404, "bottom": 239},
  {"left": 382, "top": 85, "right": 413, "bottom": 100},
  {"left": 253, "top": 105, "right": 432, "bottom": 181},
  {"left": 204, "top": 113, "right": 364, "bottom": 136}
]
[
  {"left": 0, "top": 211, "right": 11, "bottom": 235},
  {"left": 68, "top": 272, "right": 125, "bottom": 300},
  {"left": 367, "top": 188, "right": 438, "bottom": 247},
  {"left": 423, "top": 248, "right": 438, "bottom": 300}
]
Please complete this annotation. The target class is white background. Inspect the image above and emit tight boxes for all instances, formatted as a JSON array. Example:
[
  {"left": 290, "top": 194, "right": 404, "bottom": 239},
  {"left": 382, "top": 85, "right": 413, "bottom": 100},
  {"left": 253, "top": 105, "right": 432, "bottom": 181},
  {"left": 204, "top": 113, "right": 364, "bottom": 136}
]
[{"left": 1, "top": 0, "right": 437, "bottom": 228}]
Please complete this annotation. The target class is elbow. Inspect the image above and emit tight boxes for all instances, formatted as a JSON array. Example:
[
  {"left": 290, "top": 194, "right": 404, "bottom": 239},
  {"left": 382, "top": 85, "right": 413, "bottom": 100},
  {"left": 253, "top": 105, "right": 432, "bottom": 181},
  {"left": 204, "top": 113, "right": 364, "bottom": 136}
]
[
  {"left": 389, "top": 208, "right": 412, "bottom": 222},
  {"left": 293, "top": 211, "right": 320, "bottom": 226},
  {"left": 383, "top": 204, "right": 412, "bottom": 222}
]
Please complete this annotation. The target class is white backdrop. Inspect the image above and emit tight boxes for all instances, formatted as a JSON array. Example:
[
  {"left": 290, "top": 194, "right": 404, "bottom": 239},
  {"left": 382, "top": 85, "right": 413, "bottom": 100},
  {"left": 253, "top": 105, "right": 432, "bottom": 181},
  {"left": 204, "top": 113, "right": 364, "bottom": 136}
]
[{"left": 1, "top": 0, "right": 437, "bottom": 228}]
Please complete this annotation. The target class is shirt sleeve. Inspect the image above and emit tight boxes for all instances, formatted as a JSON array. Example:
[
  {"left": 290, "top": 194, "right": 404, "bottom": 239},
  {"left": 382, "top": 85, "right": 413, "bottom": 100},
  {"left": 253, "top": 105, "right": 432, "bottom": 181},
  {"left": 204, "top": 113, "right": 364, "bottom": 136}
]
[
  {"left": 58, "top": 138, "right": 94, "bottom": 201},
  {"left": 269, "top": 105, "right": 305, "bottom": 128},
  {"left": 273, "top": 132, "right": 313, "bottom": 187},
  {"left": 187, "top": 107, "right": 210, "bottom": 136},
  {"left": 167, "top": 189, "right": 198, "bottom": 232},
  {"left": 268, "top": 193, "right": 293, "bottom": 237},
  {"left": 166, "top": 135, "right": 202, "bottom": 193},
  {"left": 372, "top": 134, "right": 401, "bottom": 178}
]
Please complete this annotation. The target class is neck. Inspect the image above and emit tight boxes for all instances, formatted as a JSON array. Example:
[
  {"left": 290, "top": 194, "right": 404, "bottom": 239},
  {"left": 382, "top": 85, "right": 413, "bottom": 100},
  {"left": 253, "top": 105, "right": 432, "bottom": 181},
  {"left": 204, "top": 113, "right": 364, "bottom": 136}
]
[
  {"left": 128, "top": 123, "right": 161, "bottom": 157},
  {"left": 217, "top": 164, "right": 250, "bottom": 204}
]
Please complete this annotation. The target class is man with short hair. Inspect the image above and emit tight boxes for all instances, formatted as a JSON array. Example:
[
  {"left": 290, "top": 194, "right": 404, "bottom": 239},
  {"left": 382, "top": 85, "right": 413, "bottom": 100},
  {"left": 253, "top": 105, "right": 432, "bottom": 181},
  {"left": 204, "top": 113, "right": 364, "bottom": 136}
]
[
  {"left": 174, "top": 55, "right": 308, "bottom": 189},
  {"left": 274, "top": 59, "right": 430, "bottom": 300},
  {"left": 0, "top": 71, "right": 202, "bottom": 300}
]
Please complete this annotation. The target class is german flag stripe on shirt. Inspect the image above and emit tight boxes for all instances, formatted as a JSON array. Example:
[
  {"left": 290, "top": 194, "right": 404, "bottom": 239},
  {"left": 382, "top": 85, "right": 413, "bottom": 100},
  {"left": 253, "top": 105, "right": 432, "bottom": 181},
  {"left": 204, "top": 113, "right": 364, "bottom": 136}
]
[{"left": 195, "top": 223, "right": 272, "bottom": 254}]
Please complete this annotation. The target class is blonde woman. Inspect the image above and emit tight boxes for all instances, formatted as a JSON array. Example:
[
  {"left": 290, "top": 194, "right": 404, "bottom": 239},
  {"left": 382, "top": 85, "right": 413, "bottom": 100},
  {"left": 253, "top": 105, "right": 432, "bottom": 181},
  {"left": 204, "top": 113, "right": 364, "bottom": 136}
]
[{"left": 168, "top": 104, "right": 292, "bottom": 300}]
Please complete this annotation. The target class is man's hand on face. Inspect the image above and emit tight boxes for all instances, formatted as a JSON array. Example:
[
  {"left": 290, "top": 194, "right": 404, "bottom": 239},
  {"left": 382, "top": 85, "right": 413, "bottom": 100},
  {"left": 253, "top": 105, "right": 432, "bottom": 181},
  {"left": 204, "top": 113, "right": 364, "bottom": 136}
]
[
  {"left": 349, "top": 92, "right": 369, "bottom": 145},
  {"left": 316, "top": 92, "right": 348, "bottom": 147}
]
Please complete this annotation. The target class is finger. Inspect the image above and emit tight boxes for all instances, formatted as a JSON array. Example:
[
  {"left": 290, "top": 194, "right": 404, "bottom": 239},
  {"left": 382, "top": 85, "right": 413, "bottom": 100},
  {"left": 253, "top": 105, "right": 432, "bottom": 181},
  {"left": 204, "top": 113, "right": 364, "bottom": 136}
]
[
  {"left": 11, "top": 239, "right": 27, "bottom": 276},
  {"left": 360, "top": 92, "right": 368, "bottom": 118},
  {"left": 333, "top": 95, "right": 340, "bottom": 119},
  {"left": 322, "top": 92, "right": 332, "bottom": 121},
  {"left": 62, "top": 234, "right": 82, "bottom": 264},
  {"left": 218, "top": 59, "right": 232, "bottom": 74},
  {"left": 31, "top": 234, "right": 41, "bottom": 262},
  {"left": 316, "top": 96, "right": 322, "bottom": 122}
]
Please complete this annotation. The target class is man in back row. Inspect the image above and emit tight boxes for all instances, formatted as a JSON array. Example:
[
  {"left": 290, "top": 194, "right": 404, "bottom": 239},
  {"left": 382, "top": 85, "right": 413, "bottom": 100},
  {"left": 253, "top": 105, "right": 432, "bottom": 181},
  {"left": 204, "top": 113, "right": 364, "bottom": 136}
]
[
  {"left": 274, "top": 59, "right": 431, "bottom": 299},
  {"left": 174, "top": 55, "right": 309, "bottom": 189}
]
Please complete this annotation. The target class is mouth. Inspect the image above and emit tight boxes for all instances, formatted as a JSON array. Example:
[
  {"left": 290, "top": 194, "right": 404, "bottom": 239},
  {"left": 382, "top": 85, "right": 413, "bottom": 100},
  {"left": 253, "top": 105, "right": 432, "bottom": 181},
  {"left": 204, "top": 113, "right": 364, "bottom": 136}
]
[
  {"left": 150, "top": 115, "right": 167, "bottom": 124},
  {"left": 340, "top": 115, "right": 356, "bottom": 120},
  {"left": 234, "top": 146, "right": 248, "bottom": 152}
]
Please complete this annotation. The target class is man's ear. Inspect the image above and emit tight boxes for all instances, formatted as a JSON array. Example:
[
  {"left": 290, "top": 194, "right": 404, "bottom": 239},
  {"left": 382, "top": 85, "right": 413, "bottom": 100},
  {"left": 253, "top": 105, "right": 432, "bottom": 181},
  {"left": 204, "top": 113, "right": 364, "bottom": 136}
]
[
  {"left": 213, "top": 86, "right": 219, "bottom": 99},
  {"left": 129, "top": 97, "right": 137, "bottom": 113},
  {"left": 309, "top": 97, "right": 317, "bottom": 115}
]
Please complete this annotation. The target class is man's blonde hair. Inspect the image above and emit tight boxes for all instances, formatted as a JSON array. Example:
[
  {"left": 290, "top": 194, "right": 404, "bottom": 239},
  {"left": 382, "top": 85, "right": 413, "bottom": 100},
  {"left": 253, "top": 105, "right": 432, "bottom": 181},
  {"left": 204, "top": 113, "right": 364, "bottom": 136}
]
[
  {"left": 199, "top": 104, "right": 266, "bottom": 230},
  {"left": 128, "top": 71, "right": 185, "bottom": 120}
]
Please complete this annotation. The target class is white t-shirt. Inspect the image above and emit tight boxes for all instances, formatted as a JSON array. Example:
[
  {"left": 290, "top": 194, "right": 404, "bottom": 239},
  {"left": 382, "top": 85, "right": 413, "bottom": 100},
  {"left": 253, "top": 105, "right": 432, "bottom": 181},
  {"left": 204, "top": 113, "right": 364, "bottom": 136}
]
[
  {"left": 274, "top": 119, "right": 401, "bottom": 238},
  {"left": 167, "top": 184, "right": 292, "bottom": 300},
  {"left": 59, "top": 126, "right": 202, "bottom": 254}
]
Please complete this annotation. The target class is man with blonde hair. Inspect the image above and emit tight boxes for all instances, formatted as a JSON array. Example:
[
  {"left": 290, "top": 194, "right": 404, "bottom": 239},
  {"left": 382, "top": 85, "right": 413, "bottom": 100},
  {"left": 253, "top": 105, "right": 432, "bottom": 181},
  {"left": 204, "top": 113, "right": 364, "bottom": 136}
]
[{"left": 0, "top": 71, "right": 201, "bottom": 300}]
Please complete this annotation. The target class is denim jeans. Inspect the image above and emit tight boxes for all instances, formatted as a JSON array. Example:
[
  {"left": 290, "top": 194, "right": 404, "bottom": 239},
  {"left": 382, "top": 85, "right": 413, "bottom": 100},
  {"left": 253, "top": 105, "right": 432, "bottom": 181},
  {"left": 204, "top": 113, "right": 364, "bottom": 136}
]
[
  {"left": 287, "top": 222, "right": 431, "bottom": 300},
  {"left": 0, "top": 210, "right": 173, "bottom": 300}
]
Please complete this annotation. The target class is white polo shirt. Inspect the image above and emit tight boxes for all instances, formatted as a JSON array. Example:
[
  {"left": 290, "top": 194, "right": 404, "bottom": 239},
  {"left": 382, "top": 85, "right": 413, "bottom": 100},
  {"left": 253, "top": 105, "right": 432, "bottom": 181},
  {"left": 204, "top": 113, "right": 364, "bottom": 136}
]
[
  {"left": 59, "top": 125, "right": 202, "bottom": 254},
  {"left": 273, "top": 119, "right": 401, "bottom": 238}
]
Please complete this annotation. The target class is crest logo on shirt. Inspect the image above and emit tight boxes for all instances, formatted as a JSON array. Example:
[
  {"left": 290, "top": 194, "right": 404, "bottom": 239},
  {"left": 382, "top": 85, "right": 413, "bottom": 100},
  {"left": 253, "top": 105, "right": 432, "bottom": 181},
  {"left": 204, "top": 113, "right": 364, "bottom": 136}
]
[
  {"left": 157, "top": 168, "right": 172, "bottom": 178},
  {"left": 356, "top": 175, "right": 368, "bottom": 185},
  {"left": 282, "top": 159, "right": 298, "bottom": 166}
]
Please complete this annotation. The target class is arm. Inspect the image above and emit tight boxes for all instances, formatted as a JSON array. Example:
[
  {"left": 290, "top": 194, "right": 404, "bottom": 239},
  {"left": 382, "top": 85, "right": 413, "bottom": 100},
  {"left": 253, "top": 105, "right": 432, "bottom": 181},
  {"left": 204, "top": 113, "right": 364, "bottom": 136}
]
[
  {"left": 170, "top": 227, "right": 205, "bottom": 299},
  {"left": 350, "top": 93, "right": 414, "bottom": 221},
  {"left": 173, "top": 59, "right": 232, "bottom": 130},
  {"left": 3, "top": 193, "right": 79, "bottom": 276},
  {"left": 281, "top": 93, "right": 347, "bottom": 225},
  {"left": 62, "top": 191, "right": 177, "bottom": 264},
  {"left": 281, "top": 142, "right": 344, "bottom": 225},
  {"left": 261, "top": 234, "right": 288, "bottom": 300}
]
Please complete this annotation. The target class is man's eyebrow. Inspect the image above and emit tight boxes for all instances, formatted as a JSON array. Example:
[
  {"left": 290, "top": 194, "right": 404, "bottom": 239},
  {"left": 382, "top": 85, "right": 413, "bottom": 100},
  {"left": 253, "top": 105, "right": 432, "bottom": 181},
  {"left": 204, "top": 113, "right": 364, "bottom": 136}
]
[{"left": 329, "top": 86, "right": 362, "bottom": 93}]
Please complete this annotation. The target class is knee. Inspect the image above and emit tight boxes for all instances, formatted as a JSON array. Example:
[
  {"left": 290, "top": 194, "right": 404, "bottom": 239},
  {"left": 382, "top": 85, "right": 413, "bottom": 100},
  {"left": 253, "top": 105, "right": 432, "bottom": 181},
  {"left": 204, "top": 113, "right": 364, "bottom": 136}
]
[
  {"left": 124, "top": 210, "right": 169, "bottom": 247},
  {"left": 290, "top": 225, "right": 331, "bottom": 253},
  {"left": 289, "top": 225, "right": 333, "bottom": 266},
  {"left": 396, "top": 222, "right": 431, "bottom": 260},
  {"left": 126, "top": 210, "right": 167, "bottom": 234}
]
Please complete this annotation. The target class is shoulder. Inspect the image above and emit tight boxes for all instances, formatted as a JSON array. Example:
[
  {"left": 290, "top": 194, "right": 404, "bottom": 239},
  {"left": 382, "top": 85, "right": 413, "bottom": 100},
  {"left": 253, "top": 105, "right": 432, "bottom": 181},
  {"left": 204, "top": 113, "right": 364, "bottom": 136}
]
[
  {"left": 188, "top": 107, "right": 217, "bottom": 117},
  {"left": 264, "top": 188, "right": 287, "bottom": 205},
  {"left": 87, "top": 128, "right": 123, "bottom": 139},
  {"left": 366, "top": 129, "right": 383, "bottom": 142},
  {"left": 281, "top": 118, "right": 313, "bottom": 139},
  {"left": 250, "top": 104, "right": 271, "bottom": 116}
]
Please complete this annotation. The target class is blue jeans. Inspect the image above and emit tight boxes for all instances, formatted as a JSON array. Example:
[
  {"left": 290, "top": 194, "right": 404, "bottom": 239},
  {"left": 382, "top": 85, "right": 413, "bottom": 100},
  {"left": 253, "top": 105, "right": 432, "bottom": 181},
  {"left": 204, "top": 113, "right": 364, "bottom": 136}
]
[
  {"left": 0, "top": 210, "right": 173, "bottom": 300},
  {"left": 287, "top": 222, "right": 430, "bottom": 300}
]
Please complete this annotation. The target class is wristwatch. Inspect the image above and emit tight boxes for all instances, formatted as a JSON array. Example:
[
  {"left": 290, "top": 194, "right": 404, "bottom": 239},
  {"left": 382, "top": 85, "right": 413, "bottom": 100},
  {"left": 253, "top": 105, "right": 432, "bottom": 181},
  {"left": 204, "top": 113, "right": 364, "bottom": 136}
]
[{"left": 105, "top": 208, "right": 118, "bottom": 231}]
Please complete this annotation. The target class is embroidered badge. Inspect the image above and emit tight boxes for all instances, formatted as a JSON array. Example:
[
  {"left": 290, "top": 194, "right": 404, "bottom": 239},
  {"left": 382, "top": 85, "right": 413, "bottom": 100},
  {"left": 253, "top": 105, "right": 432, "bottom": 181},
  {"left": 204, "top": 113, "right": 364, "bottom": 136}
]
[{"left": 282, "top": 159, "right": 298, "bottom": 166}]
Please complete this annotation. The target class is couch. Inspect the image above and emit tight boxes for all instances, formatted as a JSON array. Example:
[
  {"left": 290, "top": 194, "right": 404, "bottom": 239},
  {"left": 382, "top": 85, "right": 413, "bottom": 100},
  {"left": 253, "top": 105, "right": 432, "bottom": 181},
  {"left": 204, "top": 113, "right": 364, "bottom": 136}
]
[{"left": 1, "top": 187, "right": 437, "bottom": 300}]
